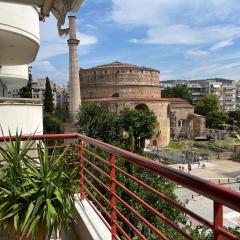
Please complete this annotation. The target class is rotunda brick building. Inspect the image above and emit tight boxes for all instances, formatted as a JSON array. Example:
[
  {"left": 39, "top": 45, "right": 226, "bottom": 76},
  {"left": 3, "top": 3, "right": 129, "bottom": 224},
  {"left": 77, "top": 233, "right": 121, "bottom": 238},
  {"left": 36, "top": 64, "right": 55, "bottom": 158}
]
[{"left": 79, "top": 61, "right": 170, "bottom": 147}]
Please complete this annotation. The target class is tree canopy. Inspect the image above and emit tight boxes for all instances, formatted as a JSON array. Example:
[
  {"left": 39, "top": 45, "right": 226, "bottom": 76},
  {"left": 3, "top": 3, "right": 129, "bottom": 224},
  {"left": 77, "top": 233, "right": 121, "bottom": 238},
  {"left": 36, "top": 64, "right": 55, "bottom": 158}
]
[
  {"left": 195, "top": 94, "right": 220, "bottom": 116},
  {"left": 161, "top": 84, "right": 193, "bottom": 103},
  {"left": 77, "top": 103, "right": 118, "bottom": 143},
  {"left": 43, "top": 112, "right": 63, "bottom": 134},
  {"left": 118, "top": 108, "right": 157, "bottom": 151},
  {"left": 43, "top": 77, "right": 54, "bottom": 113},
  {"left": 75, "top": 103, "right": 240, "bottom": 239},
  {"left": 77, "top": 103, "right": 157, "bottom": 151},
  {"left": 77, "top": 103, "right": 186, "bottom": 239},
  {"left": 194, "top": 94, "right": 227, "bottom": 129},
  {"left": 206, "top": 111, "right": 228, "bottom": 129},
  {"left": 20, "top": 67, "right": 32, "bottom": 98}
]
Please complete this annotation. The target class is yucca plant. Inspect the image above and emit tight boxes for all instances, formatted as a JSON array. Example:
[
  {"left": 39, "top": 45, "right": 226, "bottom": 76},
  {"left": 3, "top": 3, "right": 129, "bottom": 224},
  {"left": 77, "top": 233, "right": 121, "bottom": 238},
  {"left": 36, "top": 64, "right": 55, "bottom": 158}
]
[{"left": 0, "top": 133, "right": 78, "bottom": 239}]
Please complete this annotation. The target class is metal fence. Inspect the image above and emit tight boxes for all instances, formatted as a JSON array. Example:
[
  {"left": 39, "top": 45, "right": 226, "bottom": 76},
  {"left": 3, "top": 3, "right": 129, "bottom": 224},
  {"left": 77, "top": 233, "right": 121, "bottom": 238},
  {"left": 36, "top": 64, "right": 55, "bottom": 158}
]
[{"left": 0, "top": 133, "right": 240, "bottom": 240}]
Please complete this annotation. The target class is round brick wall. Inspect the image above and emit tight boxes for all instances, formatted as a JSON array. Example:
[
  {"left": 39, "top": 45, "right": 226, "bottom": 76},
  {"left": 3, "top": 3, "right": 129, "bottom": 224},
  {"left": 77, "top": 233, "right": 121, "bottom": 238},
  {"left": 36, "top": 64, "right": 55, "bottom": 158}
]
[{"left": 80, "top": 61, "right": 161, "bottom": 99}]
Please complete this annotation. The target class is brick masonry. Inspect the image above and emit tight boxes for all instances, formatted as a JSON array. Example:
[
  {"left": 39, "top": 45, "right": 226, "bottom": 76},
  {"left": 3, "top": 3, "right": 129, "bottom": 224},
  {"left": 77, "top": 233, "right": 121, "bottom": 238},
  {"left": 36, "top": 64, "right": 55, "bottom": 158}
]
[{"left": 79, "top": 62, "right": 205, "bottom": 147}]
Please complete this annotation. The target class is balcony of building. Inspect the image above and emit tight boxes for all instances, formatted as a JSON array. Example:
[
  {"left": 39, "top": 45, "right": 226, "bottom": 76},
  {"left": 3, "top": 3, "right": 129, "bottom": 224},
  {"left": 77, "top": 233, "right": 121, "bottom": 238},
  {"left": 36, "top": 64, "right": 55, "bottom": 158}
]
[
  {"left": 0, "top": 97, "right": 43, "bottom": 136},
  {"left": 0, "top": 65, "right": 29, "bottom": 95},
  {"left": 0, "top": 133, "right": 239, "bottom": 240},
  {"left": 0, "top": 2, "right": 40, "bottom": 65}
]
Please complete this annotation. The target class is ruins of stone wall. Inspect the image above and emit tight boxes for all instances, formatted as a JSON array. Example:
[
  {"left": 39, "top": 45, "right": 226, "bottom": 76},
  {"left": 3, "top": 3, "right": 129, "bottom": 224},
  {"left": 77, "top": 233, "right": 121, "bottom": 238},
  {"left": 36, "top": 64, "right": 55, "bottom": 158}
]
[
  {"left": 188, "top": 113, "right": 206, "bottom": 138},
  {"left": 169, "top": 103, "right": 194, "bottom": 138},
  {"left": 84, "top": 99, "right": 170, "bottom": 147}
]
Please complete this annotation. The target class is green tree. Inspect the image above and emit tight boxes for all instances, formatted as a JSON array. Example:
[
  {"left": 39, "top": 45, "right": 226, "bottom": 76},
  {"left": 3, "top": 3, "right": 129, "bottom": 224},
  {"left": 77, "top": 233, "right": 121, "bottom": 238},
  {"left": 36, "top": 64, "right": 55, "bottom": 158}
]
[
  {"left": 77, "top": 103, "right": 119, "bottom": 143},
  {"left": 43, "top": 77, "right": 54, "bottom": 113},
  {"left": 43, "top": 113, "right": 63, "bottom": 134},
  {"left": 228, "top": 110, "right": 240, "bottom": 128},
  {"left": 117, "top": 108, "right": 157, "bottom": 151},
  {"left": 20, "top": 67, "right": 33, "bottom": 98},
  {"left": 54, "top": 103, "right": 68, "bottom": 122},
  {"left": 194, "top": 94, "right": 227, "bottom": 129},
  {"left": 76, "top": 104, "right": 185, "bottom": 239},
  {"left": 162, "top": 84, "right": 193, "bottom": 103},
  {"left": 195, "top": 94, "right": 220, "bottom": 116},
  {"left": 206, "top": 111, "right": 228, "bottom": 129},
  {"left": 77, "top": 103, "right": 158, "bottom": 152}
]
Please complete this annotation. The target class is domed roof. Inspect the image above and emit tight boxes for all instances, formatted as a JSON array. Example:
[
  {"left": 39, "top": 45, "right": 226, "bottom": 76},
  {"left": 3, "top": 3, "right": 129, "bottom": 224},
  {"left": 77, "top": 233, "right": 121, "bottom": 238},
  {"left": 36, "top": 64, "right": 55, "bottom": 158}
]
[
  {"left": 83, "top": 61, "right": 159, "bottom": 73},
  {"left": 95, "top": 61, "right": 138, "bottom": 69}
]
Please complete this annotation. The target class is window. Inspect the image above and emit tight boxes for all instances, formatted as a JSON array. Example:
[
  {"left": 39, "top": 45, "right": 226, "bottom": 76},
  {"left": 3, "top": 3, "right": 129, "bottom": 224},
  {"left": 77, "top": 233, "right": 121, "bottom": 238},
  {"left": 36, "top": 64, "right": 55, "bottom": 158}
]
[
  {"left": 178, "top": 120, "right": 185, "bottom": 127},
  {"left": 112, "top": 92, "right": 120, "bottom": 97}
]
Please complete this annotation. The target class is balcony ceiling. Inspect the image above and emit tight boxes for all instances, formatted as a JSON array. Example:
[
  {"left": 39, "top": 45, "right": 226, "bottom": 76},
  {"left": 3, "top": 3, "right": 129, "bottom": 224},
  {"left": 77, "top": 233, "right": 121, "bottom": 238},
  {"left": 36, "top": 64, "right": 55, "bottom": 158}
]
[
  {"left": 0, "top": 2, "right": 40, "bottom": 65},
  {"left": 0, "top": 65, "right": 28, "bottom": 89},
  {"left": 1, "top": 0, "right": 84, "bottom": 35}
]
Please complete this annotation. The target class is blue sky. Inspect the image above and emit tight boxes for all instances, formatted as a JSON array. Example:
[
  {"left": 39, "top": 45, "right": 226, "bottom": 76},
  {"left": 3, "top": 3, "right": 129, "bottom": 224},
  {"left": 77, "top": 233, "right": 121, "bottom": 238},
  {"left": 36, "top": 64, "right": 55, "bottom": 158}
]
[{"left": 32, "top": 0, "right": 240, "bottom": 84}]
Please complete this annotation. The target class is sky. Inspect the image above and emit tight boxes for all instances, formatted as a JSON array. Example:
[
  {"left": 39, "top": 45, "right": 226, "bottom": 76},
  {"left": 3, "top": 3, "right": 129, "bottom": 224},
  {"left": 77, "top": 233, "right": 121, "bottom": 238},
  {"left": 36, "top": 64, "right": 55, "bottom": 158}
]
[{"left": 32, "top": 0, "right": 240, "bottom": 84}]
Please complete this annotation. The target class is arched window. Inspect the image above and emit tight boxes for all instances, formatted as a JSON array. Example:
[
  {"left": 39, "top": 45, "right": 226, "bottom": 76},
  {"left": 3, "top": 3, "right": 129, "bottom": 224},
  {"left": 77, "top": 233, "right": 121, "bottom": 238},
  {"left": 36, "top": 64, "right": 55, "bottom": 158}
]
[
  {"left": 112, "top": 92, "right": 120, "bottom": 98},
  {"left": 135, "top": 104, "right": 149, "bottom": 111},
  {"left": 178, "top": 120, "right": 185, "bottom": 127}
]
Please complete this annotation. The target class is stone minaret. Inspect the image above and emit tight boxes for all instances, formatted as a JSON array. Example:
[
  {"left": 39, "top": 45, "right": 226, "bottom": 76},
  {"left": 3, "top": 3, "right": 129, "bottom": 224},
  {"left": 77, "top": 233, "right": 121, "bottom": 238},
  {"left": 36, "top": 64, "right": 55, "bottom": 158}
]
[{"left": 68, "top": 16, "right": 81, "bottom": 123}]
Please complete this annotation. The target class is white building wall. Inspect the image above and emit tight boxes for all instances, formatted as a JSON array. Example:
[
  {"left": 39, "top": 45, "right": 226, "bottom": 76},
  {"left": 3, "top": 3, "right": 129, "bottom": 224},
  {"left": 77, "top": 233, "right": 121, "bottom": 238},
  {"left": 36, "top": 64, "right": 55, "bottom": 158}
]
[
  {"left": 0, "top": 2, "right": 40, "bottom": 65},
  {"left": 0, "top": 65, "right": 28, "bottom": 90},
  {"left": 0, "top": 103, "right": 43, "bottom": 136}
]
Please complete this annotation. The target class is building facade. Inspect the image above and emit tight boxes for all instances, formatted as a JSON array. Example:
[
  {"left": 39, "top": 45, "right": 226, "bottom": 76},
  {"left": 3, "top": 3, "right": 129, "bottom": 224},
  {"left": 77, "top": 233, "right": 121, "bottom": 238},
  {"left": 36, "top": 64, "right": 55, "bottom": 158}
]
[
  {"left": 0, "top": 0, "right": 83, "bottom": 137},
  {"left": 32, "top": 79, "right": 57, "bottom": 106},
  {"left": 79, "top": 61, "right": 205, "bottom": 147},
  {"left": 161, "top": 79, "right": 238, "bottom": 112},
  {"left": 0, "top": 2, "right": 42, "bottom": 136}
]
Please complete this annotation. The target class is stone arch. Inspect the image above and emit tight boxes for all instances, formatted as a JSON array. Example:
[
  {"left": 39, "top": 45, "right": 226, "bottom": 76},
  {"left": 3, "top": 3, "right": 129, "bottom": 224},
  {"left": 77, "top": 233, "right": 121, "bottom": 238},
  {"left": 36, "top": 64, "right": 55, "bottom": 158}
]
[
  {"left": 135, "top": 103, "right": 149, "bottom": 111},
  {"left": 153, "top": 139, "right": 158, "bottom": 146},
  {"left": 112, "top": 92, "right": 119, "bottom": 97}
]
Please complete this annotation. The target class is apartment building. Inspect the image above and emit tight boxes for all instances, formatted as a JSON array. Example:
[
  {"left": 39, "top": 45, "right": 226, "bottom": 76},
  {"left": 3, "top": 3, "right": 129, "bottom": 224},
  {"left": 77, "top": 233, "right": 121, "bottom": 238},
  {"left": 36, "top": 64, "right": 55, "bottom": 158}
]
[
  {"left": 223, "top": 82, "right": 236, "bottom": 112},
  {"left": 32, "top": 79, "right": 57, "bottom": 106},
  {"left": 188, "top": 83, "right": 205, "bottom": 105},
  {"left": 161, "top": 79, "right": 237, "bottom": 112}
]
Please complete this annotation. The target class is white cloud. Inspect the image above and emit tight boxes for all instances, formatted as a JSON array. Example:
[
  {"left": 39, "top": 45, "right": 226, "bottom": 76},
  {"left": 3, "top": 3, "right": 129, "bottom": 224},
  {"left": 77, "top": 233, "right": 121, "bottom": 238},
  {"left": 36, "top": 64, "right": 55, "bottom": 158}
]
[
  {"left": 187, "top": 61, "right": 240, "bottom": 80},
  {"left": 210, "top": 39, "right": 234, "bottom": 51},
  {"left": 32, "top": 60, "right": 56, "bottom": 73},
  {"left": 37, "top": 17, "right": 98, "bottom": 61},
  {"left": 32, "top": 60, "right": 69, "bottom": 83},
  {"left": 32, "top": 15, "right": 98, "bottom": 83},
  {"left": 186, "top": 49, "right": 210, "bottom": 57},
  {"left": 112, "top": 0, "right": 240, "bottom": 46},
  {"left": 136, "top": 25, "right": 240, "bottom": 46},
  {"left": 76, "top": 32, "right": 98, "bottom": 45}
]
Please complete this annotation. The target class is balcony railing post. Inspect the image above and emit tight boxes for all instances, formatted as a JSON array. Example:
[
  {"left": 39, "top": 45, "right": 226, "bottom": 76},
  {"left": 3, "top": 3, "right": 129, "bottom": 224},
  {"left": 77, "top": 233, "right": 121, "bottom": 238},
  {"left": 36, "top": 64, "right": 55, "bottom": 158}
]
[
  {"left": 110, "top": 153, "right": 117, "bottom": 240},
  {"left": 79, "top": 139, "right": 84, "bottom": 200},
  {"left": 214, "top": 202, "right": 223, "bottom": 240}
]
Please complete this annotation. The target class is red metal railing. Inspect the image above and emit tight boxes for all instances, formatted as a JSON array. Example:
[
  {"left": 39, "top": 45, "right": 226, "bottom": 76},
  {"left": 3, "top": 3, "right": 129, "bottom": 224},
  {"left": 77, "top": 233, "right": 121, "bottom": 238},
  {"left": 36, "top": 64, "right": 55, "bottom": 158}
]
[{"left": 0, "top": 133, "right": 240, "bottom": 240}]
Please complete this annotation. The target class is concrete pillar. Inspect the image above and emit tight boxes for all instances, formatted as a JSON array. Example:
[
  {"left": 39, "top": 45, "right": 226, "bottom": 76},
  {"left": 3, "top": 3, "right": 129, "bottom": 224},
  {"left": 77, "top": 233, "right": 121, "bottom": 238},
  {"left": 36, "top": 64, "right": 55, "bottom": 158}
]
[
  {"left": 68, "top": 16, "right": 81, "bottom": 123},
  {"left": 0, "top": 80, "right": 3, "bottom": 97},
  {"left": 3, "top": 84, "right": 8, "bottom": 97}
]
